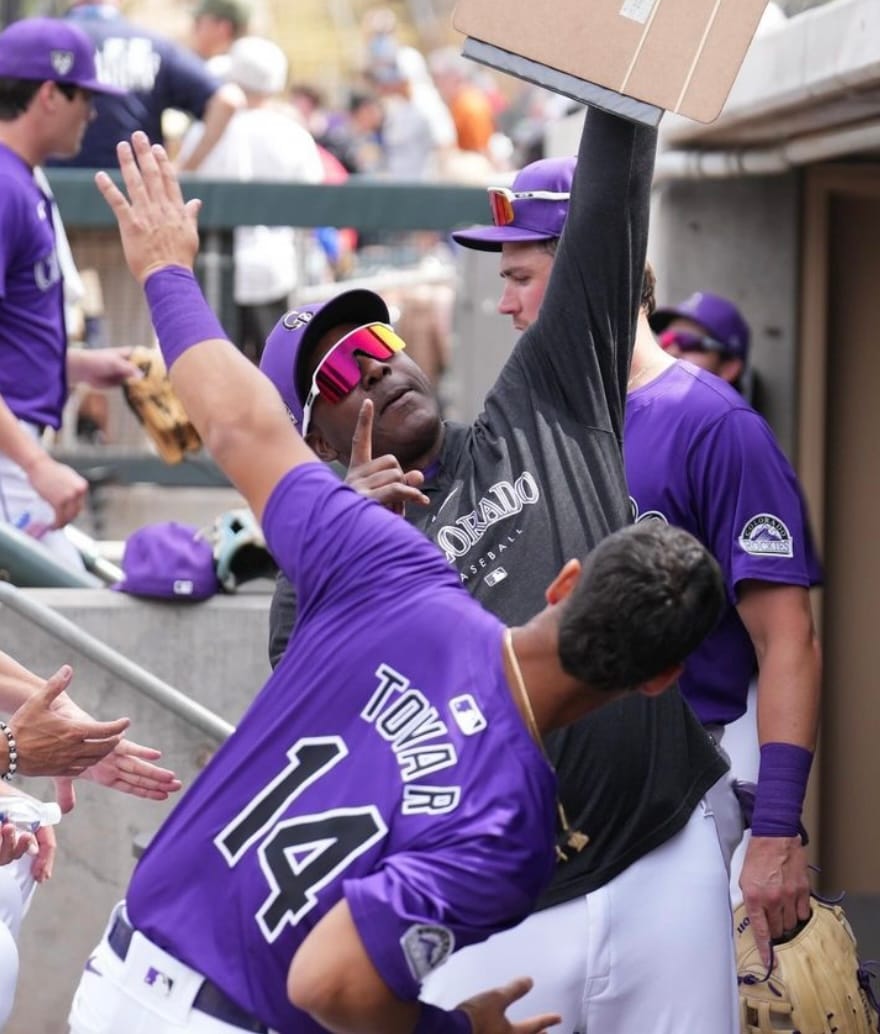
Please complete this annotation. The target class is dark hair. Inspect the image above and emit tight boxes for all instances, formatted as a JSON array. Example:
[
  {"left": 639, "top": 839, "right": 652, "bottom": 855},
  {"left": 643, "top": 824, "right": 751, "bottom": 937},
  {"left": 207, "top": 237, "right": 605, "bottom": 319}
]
[
  {"left": 641, "top": 261, "right": 657, "bottom": 317},
  {"left": 558, "top": 522, "right": 725, "bottom": 693},
  {"left": 0, "top": 78, "right": 42, "bottom": 120}
]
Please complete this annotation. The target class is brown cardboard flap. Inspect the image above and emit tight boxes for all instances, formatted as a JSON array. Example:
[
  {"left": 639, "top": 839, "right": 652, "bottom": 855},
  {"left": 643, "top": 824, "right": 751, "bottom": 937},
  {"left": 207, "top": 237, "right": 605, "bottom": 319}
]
[{"left": 453, "top": 0, "right": 769, "bottom": 124}]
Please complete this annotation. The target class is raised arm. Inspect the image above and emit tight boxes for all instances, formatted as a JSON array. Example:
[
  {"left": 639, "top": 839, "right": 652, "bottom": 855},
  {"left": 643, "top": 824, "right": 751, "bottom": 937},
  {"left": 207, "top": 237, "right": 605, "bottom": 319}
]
[
  {"left": 95, "top": 132, "right": 316, "bottom": 520},
  {"left": 520, "top": 108, "right": 658, "bottom": 434}
]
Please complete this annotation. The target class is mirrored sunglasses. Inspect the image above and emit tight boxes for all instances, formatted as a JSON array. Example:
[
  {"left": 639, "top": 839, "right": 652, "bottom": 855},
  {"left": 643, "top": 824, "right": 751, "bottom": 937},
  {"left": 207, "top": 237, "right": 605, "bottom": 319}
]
[
  {"left": 487, "top": 186, "right": 572, "bottom": 227},
  {"left": 658, "top": 329, "right": 729, "bottom": 356},
  {"left": 301, "top": 322, "right": 406, "bottom": 436}
]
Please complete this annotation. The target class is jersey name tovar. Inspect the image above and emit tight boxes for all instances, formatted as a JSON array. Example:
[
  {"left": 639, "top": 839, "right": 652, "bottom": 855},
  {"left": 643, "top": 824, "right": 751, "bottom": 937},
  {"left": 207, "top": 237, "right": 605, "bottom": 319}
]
[{"left": 361, "top": 663, "right": 465, "bottom": 817}]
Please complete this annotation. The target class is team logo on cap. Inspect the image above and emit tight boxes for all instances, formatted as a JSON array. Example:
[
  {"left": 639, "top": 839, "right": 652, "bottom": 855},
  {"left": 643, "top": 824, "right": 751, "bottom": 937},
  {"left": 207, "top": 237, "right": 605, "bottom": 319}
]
[
  {"left": 282, "top": 309, "right": 313, "bottom": 331},
  {"left": 401, "top": 924, "right": 454, "bottom": 980},
  {"left": 738, "top": 513, "right": 793, "bottom": 558},
  {"left": 50, "top": 50, "right": 75, "bottom": 77}
]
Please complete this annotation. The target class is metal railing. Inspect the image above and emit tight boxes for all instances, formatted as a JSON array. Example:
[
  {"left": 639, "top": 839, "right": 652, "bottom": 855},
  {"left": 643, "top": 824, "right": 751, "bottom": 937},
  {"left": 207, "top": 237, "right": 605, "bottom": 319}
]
[{"left": 0, "top": 581, "right": 234, "bottom": 742}]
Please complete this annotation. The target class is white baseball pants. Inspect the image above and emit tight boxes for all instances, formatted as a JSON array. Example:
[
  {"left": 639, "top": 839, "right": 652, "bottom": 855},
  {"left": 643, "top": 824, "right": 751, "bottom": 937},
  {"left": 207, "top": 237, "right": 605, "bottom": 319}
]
[{"left": 421, "top": 800, "right": 738, "bottom": 1034}]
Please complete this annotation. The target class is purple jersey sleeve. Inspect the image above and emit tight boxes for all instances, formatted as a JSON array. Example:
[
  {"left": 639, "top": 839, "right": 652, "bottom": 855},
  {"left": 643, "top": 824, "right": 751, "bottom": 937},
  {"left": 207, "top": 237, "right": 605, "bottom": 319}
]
[{"left": 693, "top": 407, "right": 822, "bottom": 600}]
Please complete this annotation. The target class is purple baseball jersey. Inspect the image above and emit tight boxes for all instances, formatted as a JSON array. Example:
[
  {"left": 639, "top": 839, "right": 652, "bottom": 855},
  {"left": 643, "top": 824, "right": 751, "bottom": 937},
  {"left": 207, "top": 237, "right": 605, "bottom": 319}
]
[
  {"left": 625, "top": 361, "right": 822, "bottom": 725},
  {"left": 127, "top": 463, "right": 556, "bottom": 1032},
  {"left": 0, "top": 144, "right": 68, "bottom": 428}
]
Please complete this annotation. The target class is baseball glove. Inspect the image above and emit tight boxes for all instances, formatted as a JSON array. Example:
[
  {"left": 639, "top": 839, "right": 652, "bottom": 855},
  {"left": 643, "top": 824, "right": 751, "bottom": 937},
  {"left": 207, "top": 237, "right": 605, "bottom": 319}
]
[
  {"left": 202, "top": 508, "right": 277, "bottom": 592},
  {"left": 123, "top": 346, "right": 201, "bottom": 464},
  {"left": 736, "top": 896, "right": 880, "bottom": 1034}
]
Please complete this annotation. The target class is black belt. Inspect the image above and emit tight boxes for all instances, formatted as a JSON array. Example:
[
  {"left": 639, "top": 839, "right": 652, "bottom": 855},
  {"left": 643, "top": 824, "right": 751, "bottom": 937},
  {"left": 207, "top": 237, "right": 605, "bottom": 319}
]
[{"left": 107, "top": 912, "right": 268, "bottom": 1033}]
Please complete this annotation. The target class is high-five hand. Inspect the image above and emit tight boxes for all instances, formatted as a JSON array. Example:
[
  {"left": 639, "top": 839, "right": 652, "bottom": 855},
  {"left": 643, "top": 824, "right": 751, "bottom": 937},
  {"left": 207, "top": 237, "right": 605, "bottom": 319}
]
[
  {"left": 457, "top": 977, "right": 561, "bottom": 1034},
  {"left": 94, "top": 132, "right": 201, "bottom": 284},
  {"left": 347, "top": 399, "right": 429, "bottom": 516}
]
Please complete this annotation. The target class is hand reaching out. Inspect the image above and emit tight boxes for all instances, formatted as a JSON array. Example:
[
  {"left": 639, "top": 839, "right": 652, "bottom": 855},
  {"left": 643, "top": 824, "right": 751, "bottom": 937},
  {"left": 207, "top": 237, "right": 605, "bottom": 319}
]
[
  {"left": 347, "top": 400, "right": 429, "bottom": 516},
  {"left": 8, "top": 666, "right": 129, "bottom": 778},
  {"left": 457, "top": 977, "right": 561, "bottom": 1034}
]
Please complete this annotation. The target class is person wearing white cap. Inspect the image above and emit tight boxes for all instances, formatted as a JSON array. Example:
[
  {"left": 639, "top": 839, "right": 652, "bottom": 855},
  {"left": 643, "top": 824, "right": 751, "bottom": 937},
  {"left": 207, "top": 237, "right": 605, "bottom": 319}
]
[{"left": 178, "top": 36, "right": 324, "bottom": 364}]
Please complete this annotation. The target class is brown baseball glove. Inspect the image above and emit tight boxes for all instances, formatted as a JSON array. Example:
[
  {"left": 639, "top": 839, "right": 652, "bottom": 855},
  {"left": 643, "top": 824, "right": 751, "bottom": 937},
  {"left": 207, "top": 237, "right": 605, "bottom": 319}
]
[
  {"left": 736, "top": 896, "right": 880, "bottom": 1034},
  {"left": 123, "top": 346, "right": 201, "bottom": 464}
]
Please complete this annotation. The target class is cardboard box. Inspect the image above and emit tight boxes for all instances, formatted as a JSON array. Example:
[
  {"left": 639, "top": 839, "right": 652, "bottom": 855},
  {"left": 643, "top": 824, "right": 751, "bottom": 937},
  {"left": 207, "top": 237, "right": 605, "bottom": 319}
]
[{"left": 453, "top": 0, "right": 769, "bottom": 124}]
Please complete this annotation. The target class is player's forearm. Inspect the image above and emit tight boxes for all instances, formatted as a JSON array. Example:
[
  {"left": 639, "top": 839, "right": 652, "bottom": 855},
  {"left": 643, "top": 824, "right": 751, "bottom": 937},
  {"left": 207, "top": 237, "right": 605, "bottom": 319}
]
[
  {"left": 0, "top": 394, "right": 46, "bottom": 472},
  {"left": 0, "top": 650, "right": 43, "bottom": 712},
  {"left": 753, "top": 613, "right": 821, "bottom": 752}
]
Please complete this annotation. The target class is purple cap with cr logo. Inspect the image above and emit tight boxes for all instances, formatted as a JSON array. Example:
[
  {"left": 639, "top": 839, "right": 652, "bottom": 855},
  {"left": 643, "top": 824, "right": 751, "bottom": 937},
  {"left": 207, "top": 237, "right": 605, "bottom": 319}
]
[{"left": 259, "top": 289, "right": 389, "bottom": 427}]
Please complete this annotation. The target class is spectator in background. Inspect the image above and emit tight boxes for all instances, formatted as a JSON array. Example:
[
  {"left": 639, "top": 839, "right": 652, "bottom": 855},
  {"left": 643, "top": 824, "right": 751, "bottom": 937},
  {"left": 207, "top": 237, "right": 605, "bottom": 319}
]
[
  {"left": 178, "top": 37, "right": 324, "bottom": 363},
  {"left": 321, "top": 89, "right": 384, "bottom": 175},
  {"left": 189, "top": 0, "right": 252, "bottom": 80},
  {"left": 49, "top": 0, "right": 246, "bottom": 354},
  {"left": 53, "top": 0, "right": 244, "bottom": 173},
  {"left": 650, "top": 291, "right": 754, "bottom": 399},
  {"left": 429, "top": 46, "right": 495, "bottom": 156}
]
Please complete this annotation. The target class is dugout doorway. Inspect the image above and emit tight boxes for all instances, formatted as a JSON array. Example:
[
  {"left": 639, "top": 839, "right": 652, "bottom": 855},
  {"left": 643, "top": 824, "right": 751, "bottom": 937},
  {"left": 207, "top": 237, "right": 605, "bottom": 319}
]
[{"left": 800, "top": 165, "right": 880, "bottom": 897}]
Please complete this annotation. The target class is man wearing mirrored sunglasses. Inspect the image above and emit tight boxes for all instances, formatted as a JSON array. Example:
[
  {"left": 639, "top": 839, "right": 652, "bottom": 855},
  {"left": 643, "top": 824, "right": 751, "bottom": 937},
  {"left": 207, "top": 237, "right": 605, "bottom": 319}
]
[
  {"left": 263, "top": 106, "right": 738, "bottom": 1032},
  {"left": 650, "top": 290, "right": 752, "bottom": 396},
  {"left": 452, "top": 151, "right": 822, "bottom": 979},
  {"left": 68, "top": 129, "right": 730, "bottom": 1034}
]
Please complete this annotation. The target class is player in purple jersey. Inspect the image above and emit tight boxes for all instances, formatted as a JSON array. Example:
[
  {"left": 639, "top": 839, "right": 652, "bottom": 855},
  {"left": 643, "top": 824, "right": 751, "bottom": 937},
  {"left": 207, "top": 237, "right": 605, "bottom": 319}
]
[
  {"left": 0, "top": 18, "right": 140, "bottom": 567},
  {"left": 264, "top": 108, "right": 736, "bottom": 1031},
  {"left": 454, "top": 156, "right": 822, "bottom": 973},
  {"left": 67, "top": 131, "right": 725, "bottom": 1034}
]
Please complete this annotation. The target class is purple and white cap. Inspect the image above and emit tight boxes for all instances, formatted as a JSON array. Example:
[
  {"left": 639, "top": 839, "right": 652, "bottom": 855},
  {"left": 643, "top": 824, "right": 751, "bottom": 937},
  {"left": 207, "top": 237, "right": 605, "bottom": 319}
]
[
  {"left": 114, "top": 522, "right": 220, "bottom": 601},
  {"left": 0, "top": 18, "right": 126, "bottom": 95},
  {"left": 259, "top": 288, "right": 389, "bottom": 427},
  {"left": 649, "top": 291, "right": 751, "bottom": 361},
  {"left": 452, "top": 156, "right": 576, "bottom": 253}
]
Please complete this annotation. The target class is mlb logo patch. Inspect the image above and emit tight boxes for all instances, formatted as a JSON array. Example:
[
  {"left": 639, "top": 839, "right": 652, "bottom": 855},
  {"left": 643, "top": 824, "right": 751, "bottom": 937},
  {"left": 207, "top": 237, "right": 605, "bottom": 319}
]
[
  {"left": 144, "top": 967, "right": 174, "bottom": 996},
  {"left": 50, "top": 50, "right": 75, "bottom": 76},
  {"left": 449, "top": 694, "right": 487, "bottom": 736}
]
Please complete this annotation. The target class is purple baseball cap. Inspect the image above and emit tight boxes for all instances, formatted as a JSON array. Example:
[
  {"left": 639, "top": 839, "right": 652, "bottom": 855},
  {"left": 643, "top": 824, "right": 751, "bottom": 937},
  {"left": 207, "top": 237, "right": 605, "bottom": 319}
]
[
  {"left": 114, "top": 522, "right": 220, "bottom": 601},
  {"left": 452, "top": 155, "right": 576, "bottom": 253},
  {"left": 260, "top": 288, "right": 389, "bottom": 428},
  {"left": 0, "top": 17, "right": 126, "bottom": 96},
  {"left": 649, "top": 291, "right": 751, "bottom": 361}
]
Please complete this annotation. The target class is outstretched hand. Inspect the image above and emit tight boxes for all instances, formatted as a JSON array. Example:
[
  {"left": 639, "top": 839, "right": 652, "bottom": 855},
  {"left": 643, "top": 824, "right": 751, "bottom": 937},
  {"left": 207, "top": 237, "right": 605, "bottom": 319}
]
[
  {"left": 8, "top": 666, "right": 129, "bottom": 778},
  {"left": 457, "top": 977, "right": 561, "bottom": 1034},
  {"left": 346, "top": 400, "right": 428, "bottom": 516},
  {"left": 95, "top": 131, "right": 201, "bottom": 284}
]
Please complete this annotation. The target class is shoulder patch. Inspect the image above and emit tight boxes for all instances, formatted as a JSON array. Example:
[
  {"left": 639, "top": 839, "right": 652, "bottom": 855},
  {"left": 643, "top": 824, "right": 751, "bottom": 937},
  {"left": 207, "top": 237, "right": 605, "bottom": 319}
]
[
  {"left": 738, "top": 513, "right": 793, "bottom": 558},
  {"left": 401, "top": 923, "right": 455, "bottom": 981}
]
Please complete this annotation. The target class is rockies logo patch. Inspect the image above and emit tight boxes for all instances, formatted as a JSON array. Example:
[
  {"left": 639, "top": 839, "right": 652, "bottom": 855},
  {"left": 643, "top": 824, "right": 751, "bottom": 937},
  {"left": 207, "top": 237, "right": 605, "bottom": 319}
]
[
  {"left": 400, "top": 923, "right": 454, "bottom": 981},
  {"left": 738, "top": 513, "right": 793, "bottom": 558},
  {"left": 50, "top": 50, "right": 75, "bottom": 76}
]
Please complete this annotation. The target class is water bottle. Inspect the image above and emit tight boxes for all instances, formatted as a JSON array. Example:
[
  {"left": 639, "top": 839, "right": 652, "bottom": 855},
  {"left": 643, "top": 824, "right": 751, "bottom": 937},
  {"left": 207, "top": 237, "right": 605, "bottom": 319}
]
[{"left": 0, "top": 797, "right": 62, "bottom": 833}]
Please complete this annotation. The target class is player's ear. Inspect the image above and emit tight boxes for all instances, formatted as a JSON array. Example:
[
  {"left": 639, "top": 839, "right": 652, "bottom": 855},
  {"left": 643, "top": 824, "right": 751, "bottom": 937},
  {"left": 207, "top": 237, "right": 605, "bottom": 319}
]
[
  {"left": 638, "top": 663, "right": 683, "bottom": 698},
  {"left": 720, "top": 356, "right": 744, "bottom": 385},
  {"left": 545, "top": 558, "right": 581, "bottom": 605},
  {"left": 306, "top": 429, "right": 340, "bottom": 463}
]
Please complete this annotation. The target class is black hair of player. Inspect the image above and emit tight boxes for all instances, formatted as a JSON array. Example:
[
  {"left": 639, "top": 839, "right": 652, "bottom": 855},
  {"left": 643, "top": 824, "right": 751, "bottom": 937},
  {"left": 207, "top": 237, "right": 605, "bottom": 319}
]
[{"left": 558, "top": 522, "right": 725, "bottom": 693}]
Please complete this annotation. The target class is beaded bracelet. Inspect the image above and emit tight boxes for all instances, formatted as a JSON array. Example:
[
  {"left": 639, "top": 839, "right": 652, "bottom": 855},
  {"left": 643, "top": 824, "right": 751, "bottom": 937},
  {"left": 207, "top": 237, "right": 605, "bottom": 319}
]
[{"left": 0, "top": 721, "right": 18, "bottom": 782}]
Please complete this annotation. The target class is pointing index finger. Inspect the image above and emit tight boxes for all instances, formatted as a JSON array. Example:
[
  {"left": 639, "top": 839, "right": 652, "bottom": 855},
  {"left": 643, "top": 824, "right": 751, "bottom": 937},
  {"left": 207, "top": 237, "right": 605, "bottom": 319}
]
[{"left": 350, "top": 399, "right": 374, "bottom": 467}]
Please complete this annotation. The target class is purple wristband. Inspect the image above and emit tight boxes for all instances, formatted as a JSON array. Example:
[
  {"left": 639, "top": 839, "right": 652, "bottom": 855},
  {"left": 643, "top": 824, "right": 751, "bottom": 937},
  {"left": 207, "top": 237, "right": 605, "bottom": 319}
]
[
  {"left": 750, "top": 742, "right": 813, "bottom": 838},
  {"left": 143, "top": 266, "right": 227, "bottom": 368},
  {"left": 413, "top": 1003, "right": 471, "bottom": 1033}
]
